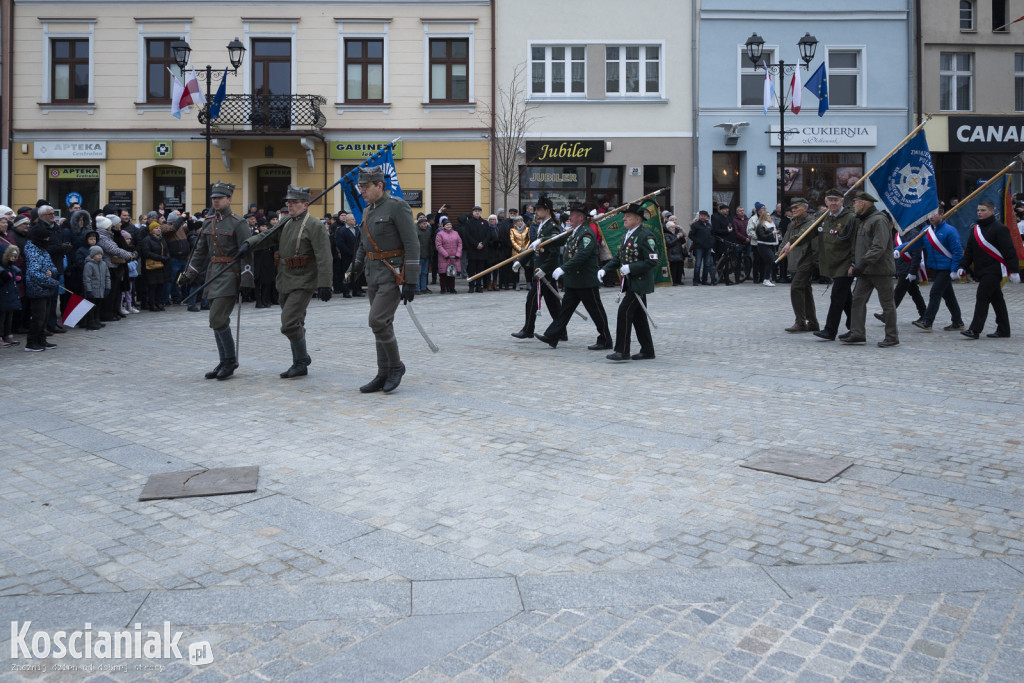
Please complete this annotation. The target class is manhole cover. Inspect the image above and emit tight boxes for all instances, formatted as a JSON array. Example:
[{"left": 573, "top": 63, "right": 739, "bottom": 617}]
[
  {"left": 139, "top": 466, "right": 259, "bottom": 501},
  {"left": 740, "top": 453, "right": 853, "bottom": 482}
]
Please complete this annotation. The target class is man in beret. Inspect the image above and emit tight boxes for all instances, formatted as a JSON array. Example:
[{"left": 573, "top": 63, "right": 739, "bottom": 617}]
[
  {"left": 240, "top": 185, "right": 334, "bottom": 378},
  {"left": 599, "top": 203, "right": 658, "bottom": 361},
  {"left": 843, "top": 191, "right": 898, "bottom": 347},
  {"left": 777, "top": 197, "right": 820, "bottom": 332},
  {"left": 813, "top": 189, "right": 857, "bottom": 341},
  {"left": 180, "top": 181, "right": 252, "bottom": 379},
  {"left": 350, "top": 166, "right": 420, "bottom": 393}
]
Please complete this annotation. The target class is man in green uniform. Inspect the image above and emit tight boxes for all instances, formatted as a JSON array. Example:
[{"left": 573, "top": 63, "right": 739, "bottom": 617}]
[
  {"left": 350, "top": 166, "right": 420, "bottom": 393},
  {"left": 511, "top": 196, "right": 563, "bottom": 339},
  {"left": 842, "top": 191, "right": 899, "bottom": 347},
  {"left": 777, "top": 197, "right": 820, "bottom": 332},
  {"left": 813, "top": 188, "right": 857, "bottom": 341},
  {"left": 534, "top": 202, "right": 612, "bottom": 350},
  {"left": 239, "top": 185, "right": 333, "bottom": 378},
  {"left": 179, "top": 181, "right": 251, "bottom": 380},
  {"left": 599, "top": 203, "right": 658, "bottom": 361}
]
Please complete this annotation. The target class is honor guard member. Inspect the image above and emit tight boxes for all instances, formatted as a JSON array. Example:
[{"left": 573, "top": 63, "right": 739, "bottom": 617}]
[
  {"left": 956, "top": 200, "right": 1021, "bottom": 339},
  {"left": 350, "top": 166, "right": 420, "bottom": 393},
  {"left": 179, "top": 181, "right": 251, "bottom": 380},
  {"left": 843, "top": 191, "right": 899, "bottom": 347},
  {"left": 534, "top": 201, "right": 612, "bottom": 350},
  {"left": 238, "top": 185, "right": 333, "bottom": 378},
  {"left": 777, "top": 197, "right": 820, "bottom": 332},
  {"left": 599, "top": 203, "right": 658, "bottom": 361},
  {"left": 511, "top": 196, "right": 564, "bottom": 340},
  {"left": 813, "top": 188, "right": 857, "bottom": 341}
]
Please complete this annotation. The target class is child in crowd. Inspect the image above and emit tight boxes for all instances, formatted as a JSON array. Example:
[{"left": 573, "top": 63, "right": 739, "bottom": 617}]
[
  {"left": 0, "top": 245, "right": 22, "bottom": 346},
  {"left": 121, "top": 232, "right": 141, "bottom": 314},
  {"left": 81, "top": 245, "right": 109, "bottom": 331}
]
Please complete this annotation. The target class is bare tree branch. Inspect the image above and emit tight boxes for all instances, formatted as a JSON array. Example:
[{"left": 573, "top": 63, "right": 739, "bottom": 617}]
[{"left": 481, "top": 62, "right": 538, "bottom": 214}]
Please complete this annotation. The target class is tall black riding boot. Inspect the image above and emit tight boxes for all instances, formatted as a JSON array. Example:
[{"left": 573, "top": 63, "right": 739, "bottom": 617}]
[{"left": 280, "top": 336, "right": 311, "bottom": 378}]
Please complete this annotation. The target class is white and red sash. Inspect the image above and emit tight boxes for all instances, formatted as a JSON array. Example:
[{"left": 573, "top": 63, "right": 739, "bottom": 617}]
[
  {"left": 924, "top": 227, "right": 953, "bottom": 259},
  {"left": 973, "top": 223, "right": 1008, "bottom": 276},
  {"left": 894, "top": 233, "right": 913, "bottom": 263}
]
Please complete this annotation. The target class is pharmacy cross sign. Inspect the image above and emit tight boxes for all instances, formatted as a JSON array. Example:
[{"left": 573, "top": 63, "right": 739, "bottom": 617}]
[{"left": 154, "top": 142, "right": 173, "bottom": 159}]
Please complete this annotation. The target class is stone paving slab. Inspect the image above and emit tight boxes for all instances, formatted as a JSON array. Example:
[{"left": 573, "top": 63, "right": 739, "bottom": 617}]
[
  {"left": 412, "top": 578, "right": 522, "bottom": 616},
  {"left": 338, "top": 531, "right": 507, "bottom": 581},
  {"left": 91, "top": 445, "right": 196, "bottom": 474},
  {"left": 232, "top": 494, "right": 374, "bottom": 545},
  {"left": 893, "top": 473, "right": 1024, "bottom": 512},
  {"left": 0, "top": 591, "right": 146, "bottom": 630}
]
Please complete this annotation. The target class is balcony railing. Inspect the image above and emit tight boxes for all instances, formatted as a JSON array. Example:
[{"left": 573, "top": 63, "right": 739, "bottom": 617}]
[{"left": 198, "top": 94, "right": 327, "bottom": 133}]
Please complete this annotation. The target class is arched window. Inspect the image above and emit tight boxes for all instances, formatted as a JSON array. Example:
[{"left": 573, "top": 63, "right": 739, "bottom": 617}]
[{"left": 960, "top": 1, "right": 976, "bottom": 31}]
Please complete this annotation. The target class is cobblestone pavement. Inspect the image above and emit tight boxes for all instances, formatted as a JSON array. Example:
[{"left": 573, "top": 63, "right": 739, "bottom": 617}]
[{"left": 1, "top": 279, "right": 1022, "bottom": 681}]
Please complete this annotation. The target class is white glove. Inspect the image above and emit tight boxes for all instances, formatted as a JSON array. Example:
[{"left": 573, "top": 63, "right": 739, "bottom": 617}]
[
  {"left": 1011, "top": 273, "right": 1022, "bottom": 284},
  {"left": 620, "top": 264, "right": 631, "bottom": 276},
  {"left": 893, "top": 249, "right": 902, "bottom": 259},
  {"left": 512, "top": 261, "right": 521, "bottom": 273},
  {"left": 552, "top": 267, "right": 564, "bottom": 280},
  {"left": 950, "top": 271, "right": 959, "bottom": 280},
  {"left": 906, "top": 274, "right": 916, "bottom": 282},
  {"left": 957, "top": 268, "right": 966, "bottom": 279},
  {"left": 529, "top": 239, "right": 541, "bottom": 251},
  {"left": 597, "top": 269, "right": 605, "bottom": 282}
]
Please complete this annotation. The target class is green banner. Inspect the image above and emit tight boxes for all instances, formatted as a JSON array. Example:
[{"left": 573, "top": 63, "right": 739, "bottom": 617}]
[{"left": 595, "top": 199, "right": 671, "bottom": 286}]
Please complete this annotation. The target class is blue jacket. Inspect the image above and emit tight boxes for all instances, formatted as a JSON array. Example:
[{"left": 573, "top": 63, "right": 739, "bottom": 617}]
[
  {"left": 24, "top": 241, "right": 60, "bottom": 298},
  {"left": 923, "top": 221, "right": 963, "bottom": 272},
  {"left": 0, "top": 265, "right": 22, "bottom": 311}
]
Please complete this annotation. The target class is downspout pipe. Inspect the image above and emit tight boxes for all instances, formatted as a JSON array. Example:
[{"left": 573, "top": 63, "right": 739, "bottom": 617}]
[
  {"left": 489, "top": 0, "right": 496, "bottom": 213},
  {"left": 691, "top": 0, "right": 699, "bottom": 216}
]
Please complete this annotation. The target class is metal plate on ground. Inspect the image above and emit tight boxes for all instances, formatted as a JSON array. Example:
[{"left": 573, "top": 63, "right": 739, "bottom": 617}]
[
  {"left": 740, "top": 453, "right": 853, "bottom": 483},
  {"left": 139, "top": 466, "right": 259, "bottom": 501}
]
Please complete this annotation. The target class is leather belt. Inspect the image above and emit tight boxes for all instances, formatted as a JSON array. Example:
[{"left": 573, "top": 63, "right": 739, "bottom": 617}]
[
  {"left": 210, "top": 256, "right": 234, "bottom": 263},
  {"left": 367, "top": 249, "right": 403, "bottom": 260}
]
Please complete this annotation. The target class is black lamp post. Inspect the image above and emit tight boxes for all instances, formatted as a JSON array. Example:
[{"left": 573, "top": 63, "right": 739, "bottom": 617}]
[
  {"left": 745, "top": 32, "right": 817, "bottom": 214},
  {"left": 171, "top": 38, "right": 246, "bottom": 213}
]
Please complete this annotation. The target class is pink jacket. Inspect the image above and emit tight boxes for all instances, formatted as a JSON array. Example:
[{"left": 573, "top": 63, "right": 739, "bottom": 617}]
[{"left": 435, "top": 228, "right": 462, "bottom": 273}]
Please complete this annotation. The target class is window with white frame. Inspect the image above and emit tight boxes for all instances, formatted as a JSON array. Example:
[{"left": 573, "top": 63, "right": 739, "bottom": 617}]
[
  {"left": 530, "top": 45, "right": 585, "bottom": 97},
  {"left": 1015, "top": 53, "right": 1024, "bottom": 111},
  {"left": 827, "top": 49, "right": 861, "bottom": 106},
  {"left": 940, "top": 52, "right": 973, "bottom": 111},
  {"left": 605, "top": 45, "right": 660, "bottom": 97},
  {"left": 960, "top": 0, "right": 976, "bottom": 30},
  {"left": 345, "top": 38, "right": 385, "bottom": 103},
  {"left": 740, "top": 48, "right": 775, "bottom": 106},
  {"left": 52, "top": 38, "right": 90, "bottom": 102}
]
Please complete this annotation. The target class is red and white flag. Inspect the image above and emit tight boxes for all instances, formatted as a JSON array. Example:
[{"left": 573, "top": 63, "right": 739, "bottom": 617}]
[
  {"left": 178, "top": 66, "right": 206, "bottom": 111},
  {"left": 62, "top": 294, "right": 94, "bottom": 328},
  {"left": 790, "top": 62, "right": 802, "bottom": 114},
  {"left": 168, "top": 68, "right": 185, "bottom": 119}
]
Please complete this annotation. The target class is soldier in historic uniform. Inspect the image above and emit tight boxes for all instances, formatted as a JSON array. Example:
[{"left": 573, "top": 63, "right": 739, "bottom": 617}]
[
  {"left": 843, "top": 191, "right": 899, "bottom": 347},
  {"left": 511, "top": 196, "right": 563, "bottom": 340},
  {"left": 599, "top": 203, "right": 658, "bottom": 361},
  {"left": 813, "top": 188, "right": 857, "bottom": 341},
  {"left": 534, "top": 202, "right": 612, "bottom": 350},
  {"left": 179, "top": 181, "right": 251, "bottom": 380},
  {"left": 777, "top": 197, "right": 820, "bottom": 332},
  {"left": 237, "top": 186, "right": 333, "bottom": 378},
  {"left": 350, "top": 166, "right": 420, "bottom": 393}
]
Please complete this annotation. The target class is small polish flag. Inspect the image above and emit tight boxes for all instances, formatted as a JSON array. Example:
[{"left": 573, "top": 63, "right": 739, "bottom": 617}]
[
  {"left": 62, "top": 294, "right": 94, "bottom": 328},
  {"left": 178, "top": 66, "right": 206, "bottom": 111},
  {"left": 790, "top": 62, "right": 802, "bottom": 115}
]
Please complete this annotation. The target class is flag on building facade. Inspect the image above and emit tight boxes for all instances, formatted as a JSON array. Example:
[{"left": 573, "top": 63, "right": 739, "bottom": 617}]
[
  {"left": 804, "top": 63, "right": 828, "bottom": 117},
  {"left": 866, "top": 130, "right": 939, "bottom": 234},
  {"left": 179, "top": 66, "right": 206, "bottom": 110},
  {"left": 762, "top": 70, "right": 775, "bottom": 115},
  {"left": 208, "top": 68, "right": 229, "bottom": 118},
  {"left": 790, "top": 62, "right": 802, "bottom": 114},
  {"left": 168, "top": 68, "right": 184, "bottom": 119},
  {"left": 338, "top": 143, "right": 404, "bottom": 224}
]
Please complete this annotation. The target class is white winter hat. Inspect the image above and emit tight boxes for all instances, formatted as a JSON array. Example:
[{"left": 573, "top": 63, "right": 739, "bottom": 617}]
[{"left": 94, "top": 215, "right": 112, "bottom": 231}]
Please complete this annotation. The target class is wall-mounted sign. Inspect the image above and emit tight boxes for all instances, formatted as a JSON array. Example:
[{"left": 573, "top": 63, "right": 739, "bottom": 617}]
[
  {"left": 154, "top": 167, "right": 186, "bottom": 178},
  {"left": 48, "top": 166, "right": 100, "bottom": 180},
  {"left": 329, "top": 141, "right": 403, "bottom": 160},
  {"left": 154, "top": 141, "right": 173, "bottom": 159},
  {"left": 35, "top": 141, "right": 107, "bottom": 159},
  {"left": 526, "top": 140, "right": 605, "bottom": 164},
  {"left": 948, "top": 116, "right": 1024, "bottom": 152},
  {"left": 108, "top": 191, "right": 133, "bottom": 213},
  {"left": 526, "top": 170, "right": 580, "bottom": 184},
  {"left": 768, "top": 125, "right": 877, "bottom": 147},
  {"left": 65, "top": 192, "right": 83, "bottom": 207},
  {"left": 257, "top": 167, "right": 292, "bottom": 178},
  {"left": 403, "top": 190, "right": 423, "bottom": 208}
]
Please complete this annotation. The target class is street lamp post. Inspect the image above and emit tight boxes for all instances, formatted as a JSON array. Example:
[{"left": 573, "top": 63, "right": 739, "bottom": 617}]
[
  {"left": 171, "top": 38, "right": 246, "bottom": 213},
  {"left": 745, "top": 32, "right": 817, "bottom": 214}
]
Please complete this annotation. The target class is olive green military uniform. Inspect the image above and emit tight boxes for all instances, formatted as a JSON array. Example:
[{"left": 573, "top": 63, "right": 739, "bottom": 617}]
[
  {"left": 537, "top": 222, "right": 612, "bottom": 348},
  {"left": 782, "top": 212, "right": 820, "bottom": 329},
  {"left": 849, "top": 205, "right": 898, "bottom": 343},
  {"left": 604, "top": 224, "right": 658, "bottom": 358},
  {"left": 353, "top": 193, "right": 420, "bottom": 380},
  {"left": 816, "top": 206, "right": 857, "bottom": 338}
]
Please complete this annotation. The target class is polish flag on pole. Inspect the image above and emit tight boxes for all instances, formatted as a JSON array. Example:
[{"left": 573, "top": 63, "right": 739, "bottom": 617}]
[
  {"left": 178, "top": 66, "right": 206, "bottom": 111},
  {"left": 62, "top": 293, "right": 94, "bottom": 328},
  {"left": 790, "top": 62, "right": 802, "bottom": 114},
  {"left": 169, "top": 68, "right": 185, "bottom": 119}
]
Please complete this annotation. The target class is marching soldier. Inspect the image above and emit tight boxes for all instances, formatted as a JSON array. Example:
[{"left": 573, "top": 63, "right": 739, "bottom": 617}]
[
  {"left": 238, "top": 186, "right": 333, "bottom": 378},
  {"left": 843, "top": 191, "right": 899, "bottom": 347},
  {"left": 511, "top": 196, "right": 563, "bottom": 340},
  {"left": 777, "top": 197, "right": 820, "bottom": 332},
  {"left": 534, "top": 201, "right": 612, "bottom": 350},
  {"left": 813, "top": 188, "right": 857, "bottom": 341},
  {"left": 349, "top": 166, "right": 420, "bottom": 393},
  {"left": 599, "top": 203, "right": 658, "bottom": 361},
  {"left": 179, "top": 181, "right": 251, "bottom": 380}
]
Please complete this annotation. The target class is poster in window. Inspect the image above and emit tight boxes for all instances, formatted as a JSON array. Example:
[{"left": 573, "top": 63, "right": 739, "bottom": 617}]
[
  {"left": 780, "top": 167, "right": 803, "bottom": 193},
  {"left": 835, "top": 167, "right": 863, "bottom": 190}
]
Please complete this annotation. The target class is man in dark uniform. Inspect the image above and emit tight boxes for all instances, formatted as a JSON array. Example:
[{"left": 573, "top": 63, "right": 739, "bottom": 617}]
[
  {"left": 179, "top": 181, "right": 251, "bottom": 380},
  {"left": 511, "top": 196, "right": 563, "bottom": 339},
  {"left": 239, "top": 186, "right": 333, "bottom": 378},
  {"left": 777, "top": 197, "right": 820, "bottom": 332},
  {"left": 534, "top": 202, "right": 612, "bottom": 350},
  {"left": 350, "top": 166, "right": 420, "bottom": 393},
  {"left": 957, "top": 200, "right": 1021, "bottom": 338},
  {"left": 600, "top": 203, "right": 658, "bottom": 361},
  {"left": 813, "top": 188, "right": 857, "bottom": 341}
]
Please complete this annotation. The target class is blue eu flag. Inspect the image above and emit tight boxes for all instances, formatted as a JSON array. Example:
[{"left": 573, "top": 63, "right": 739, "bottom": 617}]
[{"left": 804, "top": 64, "right": 829, "bottom": 117}]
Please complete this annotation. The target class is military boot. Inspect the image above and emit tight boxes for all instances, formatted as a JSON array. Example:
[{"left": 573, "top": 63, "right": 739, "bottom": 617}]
[
  {"left": 280, "top": 336, "right": 311, "bottom": 378},
  {"left": 381, "top": 340, "right": 405, "bottom": 393},
  {"left": 359, "top": 341, "right": 389, "bottom": 393},
  {"left": 212, "top": 326, "right": 239, "bottom": 380}
]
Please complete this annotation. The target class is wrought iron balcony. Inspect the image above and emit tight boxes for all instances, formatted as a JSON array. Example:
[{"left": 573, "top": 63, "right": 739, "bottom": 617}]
[{"left": 198, "top": 94, "right": 327, "bottom": 133}]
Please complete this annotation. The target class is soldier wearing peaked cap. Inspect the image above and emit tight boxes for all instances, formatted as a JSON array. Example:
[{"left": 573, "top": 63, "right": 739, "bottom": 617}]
[
  {"left": 240, "top": 185, "right": 334, "bottom": 378},
  {"left": 600, "top": 203, "right": 658, "bottom": 361},
  {"left": 179, "top": 181, "right": 252, "bottom": 380},
  {"left": 812, "top": 188, "right": 857, "bottom": 341},
  {"left": 843, "top": 190, "right": 899, "bottom": 347},
  {"left": 777, "top": 196, "right": 820, "bottom": 332},
  {"left": 349, "top": 166, "right": 420, "bottom": 393}
]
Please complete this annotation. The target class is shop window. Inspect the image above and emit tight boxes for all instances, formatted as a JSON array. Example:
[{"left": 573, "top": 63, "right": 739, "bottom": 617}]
[
  {"left": 1016, "top": 54, "right": 1024, "bottom": 111},
  {"left": 429, "top": 39, "right": 469, "bottom": 103},
  {"left": 740, "top": 48, "right": 775, "bottom": 107},
  {"left": 52, "top": 39, "right": 90, "bottom": 103},
  {"left": 777, "top": 153, "right": 864, "bottom": 209},
  {"left": 605, "top": 45, "right": 661, "bottom": 97},
  {"left": 827, "top": 50, "right": 861, "bottom": 107},
  {"left": 146, "top": 39, "right": 179, "bottom": 104},
  {"left": 940, "top": 52, "right": 973, "bottom": 111},
  {"left": 960, "top": 1, "right": 976, "bottom": 31},
  {"left": 345, "top": 39, "right": 385, "bottom": 103},
  {"left": 644, "top": 166, "right": 672, "bottom": 214},
  {"left": 519, "top": 165, "right": 621, "bottom": 211},
  {"left": 530, "top": 45, "right": 585, "bottom": 97},
  {"left": 712, "top": 152, "right": 740, "bottom": 211}
]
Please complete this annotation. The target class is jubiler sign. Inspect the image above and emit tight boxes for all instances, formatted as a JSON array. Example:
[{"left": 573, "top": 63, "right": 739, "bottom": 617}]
[
  {"left": 769, "top": 125, "right": 877, "bottom": 147},
  {"left": 526, "top": 140, "right": 604, "bottom": 164},
  {"left": 948, "top": 116, "right": 1024, "bottom": 152}
]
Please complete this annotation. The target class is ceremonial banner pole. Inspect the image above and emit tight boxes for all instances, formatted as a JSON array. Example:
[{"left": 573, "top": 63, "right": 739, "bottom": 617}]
[
  {"left": 777, "top": 116, "right": 934, "bottom": 262},
  {"left": 897, "top": 153, "right": 1023, "bottom": 255},
  {"left": 469, "top": 188, "right": 668, "bottom": 282}
]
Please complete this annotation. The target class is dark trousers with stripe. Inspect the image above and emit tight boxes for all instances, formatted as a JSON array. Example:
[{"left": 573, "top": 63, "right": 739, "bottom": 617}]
[
  {"left": 542, "top": 286, "right": 611, "bottom": 346},
  {"left": 613, "top": 290, "right": 653, "bottom": 356},
  {"left": 968, "top": 272, "right": 1010, "bottom": 335},
  {"left": 521, "top": 275, "right": 562, "bottom": 335}
]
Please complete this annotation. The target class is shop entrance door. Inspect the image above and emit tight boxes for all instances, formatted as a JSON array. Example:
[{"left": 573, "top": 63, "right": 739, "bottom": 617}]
[
  {"left": 256, "top": 166, "right": 292, "bottom": 212},
  {"left": 46, "top": 166, "right": 100, "bottom": 216},
  {"left": 152, "top": 166, "right": 186, "bottom": 213}
]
